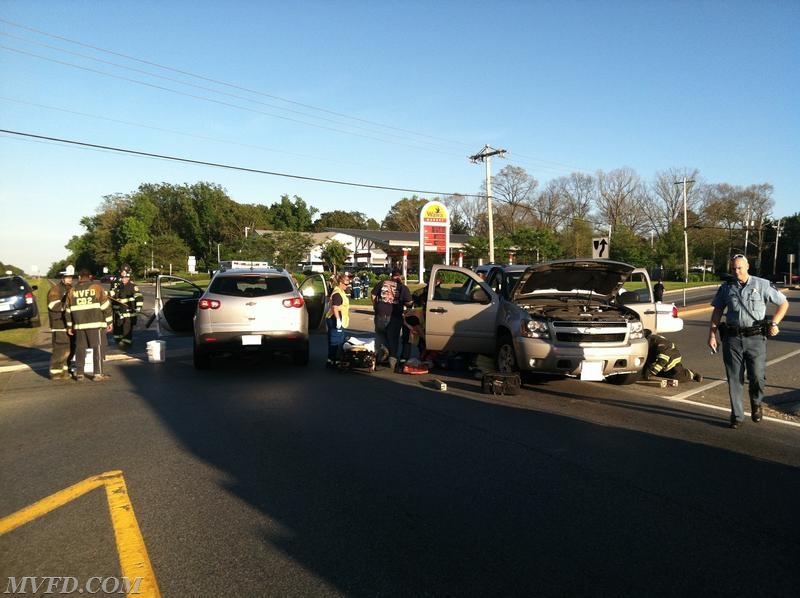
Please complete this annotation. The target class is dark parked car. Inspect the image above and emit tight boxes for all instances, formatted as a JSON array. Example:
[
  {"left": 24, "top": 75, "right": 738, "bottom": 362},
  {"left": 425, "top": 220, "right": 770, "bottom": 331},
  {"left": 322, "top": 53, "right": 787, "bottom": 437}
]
[{"left": 0, "top": 273, "right": 41, "bottom": 328}]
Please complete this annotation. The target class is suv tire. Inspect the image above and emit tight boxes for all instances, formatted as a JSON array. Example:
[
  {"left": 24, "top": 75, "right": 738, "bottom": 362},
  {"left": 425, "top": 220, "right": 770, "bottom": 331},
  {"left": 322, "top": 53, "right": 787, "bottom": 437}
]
[
  {"left": 496, "top": 333, "right": 519, "bottom": 373},
  {"left": 292, "top": 346, "right": 310, "bottom": 366},
  {"left": 606, "top": 372, "right": 638, "bottom": 385},
  {"left": 193, "top": 343, "right": 212, "bottom": 370}
]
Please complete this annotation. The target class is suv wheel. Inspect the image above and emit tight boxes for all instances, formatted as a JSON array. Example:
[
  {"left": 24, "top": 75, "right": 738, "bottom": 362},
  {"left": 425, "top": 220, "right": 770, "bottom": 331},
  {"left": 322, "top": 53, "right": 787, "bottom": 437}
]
[
  {"left": 193, "top": 343, "right": 211, "bottom": 370},
  {"left": 606, "top": 373, "right": 638, "bottom": 385},
  {"left": 496, "top": 334, "right": 519, "bottom": 373}
]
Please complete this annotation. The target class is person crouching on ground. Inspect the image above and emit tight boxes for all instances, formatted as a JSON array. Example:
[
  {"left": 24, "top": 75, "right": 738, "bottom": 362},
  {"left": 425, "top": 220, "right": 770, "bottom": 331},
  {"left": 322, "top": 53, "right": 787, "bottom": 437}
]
[{"left": 642, "top": 330, "right": 703, "bottom": 383}]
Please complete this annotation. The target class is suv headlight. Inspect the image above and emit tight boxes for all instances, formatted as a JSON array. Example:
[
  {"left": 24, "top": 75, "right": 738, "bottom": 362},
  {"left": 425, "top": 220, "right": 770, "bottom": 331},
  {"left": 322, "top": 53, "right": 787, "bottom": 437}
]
[
  {"left": 521, "top": 319, "right": 549, "bottom": 339},
  {"left": 629, "top": 320, "right": 644, "bottom": 339}
]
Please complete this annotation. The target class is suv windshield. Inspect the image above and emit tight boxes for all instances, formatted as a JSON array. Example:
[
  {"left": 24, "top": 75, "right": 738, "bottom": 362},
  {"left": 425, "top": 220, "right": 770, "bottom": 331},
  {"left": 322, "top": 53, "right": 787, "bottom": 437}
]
[{"left": 209, "top": 275, "right": 293, "bottom": 297}]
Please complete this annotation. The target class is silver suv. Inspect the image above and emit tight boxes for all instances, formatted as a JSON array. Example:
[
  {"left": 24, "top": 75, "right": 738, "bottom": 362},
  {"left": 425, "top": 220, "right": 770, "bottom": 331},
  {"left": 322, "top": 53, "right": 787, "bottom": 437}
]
[
  {"left": 155, "top": 267, "right": 329, "bottom": 370},
  {"left": 424, "top": 261, "right": 651, "bottom": 384}
]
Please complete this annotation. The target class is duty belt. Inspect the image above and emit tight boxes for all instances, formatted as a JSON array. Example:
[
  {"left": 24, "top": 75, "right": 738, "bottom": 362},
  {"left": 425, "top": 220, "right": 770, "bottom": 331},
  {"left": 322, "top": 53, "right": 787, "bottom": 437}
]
[{"left": 720, "top": 322, "right": 764, "bottom": 337}]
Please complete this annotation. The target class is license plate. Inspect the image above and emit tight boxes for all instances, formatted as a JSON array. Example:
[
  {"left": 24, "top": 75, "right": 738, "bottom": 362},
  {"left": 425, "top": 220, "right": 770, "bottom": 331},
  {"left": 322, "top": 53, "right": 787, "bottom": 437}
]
[
  {"left": 0, "top": 303, "right": 11, "bottom": 312},
  {"left": 241, "top": 335, "right": 262, "bottom": 346},
  {"left": 579, "top": 360, "right": 604, "bottom": 381}
]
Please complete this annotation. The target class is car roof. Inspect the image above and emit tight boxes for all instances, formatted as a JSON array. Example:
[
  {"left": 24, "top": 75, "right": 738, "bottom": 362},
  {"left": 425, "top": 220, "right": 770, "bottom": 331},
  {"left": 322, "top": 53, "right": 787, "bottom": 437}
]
[{"left": 216, "top": 267, "right": 286, "bottom": 275}]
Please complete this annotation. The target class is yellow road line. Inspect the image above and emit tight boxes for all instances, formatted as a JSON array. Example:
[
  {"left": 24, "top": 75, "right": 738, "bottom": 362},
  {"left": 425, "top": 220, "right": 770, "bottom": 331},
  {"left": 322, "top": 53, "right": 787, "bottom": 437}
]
[{"left": 0, "top": 470, "right": 160, "bottom": 598}]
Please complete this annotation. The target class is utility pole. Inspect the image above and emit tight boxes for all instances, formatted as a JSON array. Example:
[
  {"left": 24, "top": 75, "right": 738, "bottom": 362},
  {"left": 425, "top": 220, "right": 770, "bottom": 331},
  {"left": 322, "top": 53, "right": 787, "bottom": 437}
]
[
  {"left": 675, "top": 177, "right": 695, "bottom": 307},
  {"left": 469, "top": 144, "right": 507, "bottom": 263},
  {"left": 772, "top": 218, "right": 782, "bottom": 276}
]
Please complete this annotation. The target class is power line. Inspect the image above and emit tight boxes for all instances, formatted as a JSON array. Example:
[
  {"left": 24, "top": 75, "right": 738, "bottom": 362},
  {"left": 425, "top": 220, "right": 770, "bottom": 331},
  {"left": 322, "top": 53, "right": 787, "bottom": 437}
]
[
  {"left": 0, "top": 18, "right": 470, "bottom": 151},
  {"left": 0, "top": 128, "right": 481, "bottom": 198}
]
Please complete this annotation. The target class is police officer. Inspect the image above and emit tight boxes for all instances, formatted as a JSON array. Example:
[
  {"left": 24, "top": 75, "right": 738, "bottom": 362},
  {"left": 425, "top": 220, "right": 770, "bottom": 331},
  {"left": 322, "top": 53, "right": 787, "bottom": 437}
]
[
  {"left": 47, "top": 265, "right": 76, "bottom": 380},
  {"left": 66, "top": 269, "right": 113, "bottom": 381},
  {"left": 109, "top": 268, "right": 143, "bottom": 350},
  {"left": 708, "top": 254, "right": 789, "bottom": 428}
]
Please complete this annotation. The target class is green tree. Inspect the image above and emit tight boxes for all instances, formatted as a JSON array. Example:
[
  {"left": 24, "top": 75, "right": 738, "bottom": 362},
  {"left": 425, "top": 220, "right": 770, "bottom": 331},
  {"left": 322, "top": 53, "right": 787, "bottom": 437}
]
[
  {"left": 510, "top": 227, "right": 561, "bottom": 263},
  {"left": 264, "top": 231, "right": 313, "bottom": 269},
  {"left": 320, "top": 239, "right": 349, "bottom": 274},
  {"left": 557, "top": 218, "right": 595, "bottom": 258},
  {"left": 381, "top": 196, "right": 428, "bottom": 231},
  {"left": 607, "top": 225, "right": 651, "bottom": 266},
  {"left": 268, "top": 195, "right": 318, "bottom": 231},
  {"left": 313, "top": 210, "right": 369, "bottom": 231}
]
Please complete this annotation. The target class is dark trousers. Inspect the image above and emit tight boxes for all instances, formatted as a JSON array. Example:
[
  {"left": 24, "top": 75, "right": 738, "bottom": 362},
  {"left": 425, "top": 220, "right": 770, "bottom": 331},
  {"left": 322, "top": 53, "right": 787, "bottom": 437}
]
[
  {"left": 374, "top": 314, "right": 402, "bottom": 360},
  {"left": 326, "top": 316, "right": 345, "bottom": 361},
  {"left": 49, "top": 331, "right": 73, "bottom": 378},
  {"left": 113, "top": 312, "right": 136, "bottom": 348}
]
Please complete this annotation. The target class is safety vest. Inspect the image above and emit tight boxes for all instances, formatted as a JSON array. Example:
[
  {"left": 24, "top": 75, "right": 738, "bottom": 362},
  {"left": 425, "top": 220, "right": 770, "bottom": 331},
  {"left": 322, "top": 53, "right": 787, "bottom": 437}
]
[{"left": 326, "top": 286, "right": 350, "bottom": 328}]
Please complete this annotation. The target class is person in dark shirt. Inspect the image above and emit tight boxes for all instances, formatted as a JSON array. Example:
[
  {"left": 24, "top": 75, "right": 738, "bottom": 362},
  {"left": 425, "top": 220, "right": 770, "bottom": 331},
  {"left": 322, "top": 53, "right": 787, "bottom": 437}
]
[
  {"left": 371, "top": 268, "right": 413, "bottom": 370},
  {"left": 653, "top": 278, "right": 665, "bottom": 302}
]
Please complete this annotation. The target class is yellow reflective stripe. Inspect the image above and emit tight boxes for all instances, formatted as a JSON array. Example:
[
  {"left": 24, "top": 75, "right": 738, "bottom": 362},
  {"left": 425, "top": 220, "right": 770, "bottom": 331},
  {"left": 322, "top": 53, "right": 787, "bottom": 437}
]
[
  {"left": 69, "top": 303, "right": 102, "bottom": 312},
  {"left": 48, "top": 300, "right": 63, "bottom": 310}
]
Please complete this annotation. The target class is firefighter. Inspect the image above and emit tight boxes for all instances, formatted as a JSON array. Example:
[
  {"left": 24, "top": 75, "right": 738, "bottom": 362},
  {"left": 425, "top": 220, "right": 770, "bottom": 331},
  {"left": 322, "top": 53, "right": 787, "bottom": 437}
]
[
  {"left": 47, "top": 265, "right": 76, "bottom": 380},
  {"left": 109, "top": 268, "right": 143, "bottom": 350},
  {"left": 66, "top": 268, "right": 113, "bottom": 381},
  {"left": 643, "top": 330, "right": 703, "bottom": 382}
]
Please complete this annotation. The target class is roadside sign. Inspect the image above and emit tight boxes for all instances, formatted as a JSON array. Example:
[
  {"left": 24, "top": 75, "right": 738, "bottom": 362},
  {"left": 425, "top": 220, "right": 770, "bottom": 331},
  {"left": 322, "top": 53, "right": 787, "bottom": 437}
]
[{"left": 592, "top": 237, "right": 609, "bottom": 259}]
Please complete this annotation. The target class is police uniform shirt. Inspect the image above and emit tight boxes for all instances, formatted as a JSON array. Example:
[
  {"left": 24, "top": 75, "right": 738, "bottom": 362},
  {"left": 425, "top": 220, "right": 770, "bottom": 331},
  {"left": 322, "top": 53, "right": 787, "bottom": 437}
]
[{"left": 711, "top": 275, "right": 787, "bottom": 328}]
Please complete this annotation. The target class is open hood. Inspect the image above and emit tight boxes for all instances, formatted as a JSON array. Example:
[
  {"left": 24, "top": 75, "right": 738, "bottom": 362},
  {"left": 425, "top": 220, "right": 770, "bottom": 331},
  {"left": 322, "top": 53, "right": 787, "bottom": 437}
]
[{"left": 512, "top": 259, "right": 635, "bottom": 300}]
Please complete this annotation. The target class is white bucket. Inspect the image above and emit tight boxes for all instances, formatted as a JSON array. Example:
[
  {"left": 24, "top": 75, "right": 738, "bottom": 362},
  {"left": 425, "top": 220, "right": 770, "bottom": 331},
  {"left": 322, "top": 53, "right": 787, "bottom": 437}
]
[
  {"left": 146, "top": 340, "right": 166, "bottom": 363},
  {"left": 84, "top": 348, "right": 94, "bottom": 376}
]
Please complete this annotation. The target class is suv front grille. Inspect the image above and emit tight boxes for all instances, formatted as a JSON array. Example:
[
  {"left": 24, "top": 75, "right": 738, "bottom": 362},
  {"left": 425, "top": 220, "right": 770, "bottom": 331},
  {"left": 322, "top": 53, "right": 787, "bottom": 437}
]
[{"left": 553, "top": 321, "right": 628, "bottom": 343}]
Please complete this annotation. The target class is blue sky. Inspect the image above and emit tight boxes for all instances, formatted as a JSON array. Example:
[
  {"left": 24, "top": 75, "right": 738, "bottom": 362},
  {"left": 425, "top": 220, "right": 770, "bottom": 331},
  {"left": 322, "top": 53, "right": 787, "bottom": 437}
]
[{"left": 1, "top": 0, "right": 798, "bottom": 273}]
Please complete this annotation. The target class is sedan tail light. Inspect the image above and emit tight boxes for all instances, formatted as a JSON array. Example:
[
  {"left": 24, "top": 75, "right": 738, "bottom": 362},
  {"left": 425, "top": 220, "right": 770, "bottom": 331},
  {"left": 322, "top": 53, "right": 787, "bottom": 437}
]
[
  {"left": 672, "top": 305, "right": 679, "bottom": 318},
  {"left": 198, "top": 298, "right": 221, "bottom": 310},
  {"left": 24, "top": 292, "right": 34, "bottom": 305},
  {"left": 282, "top": 297, "right": 305, "bottom": 308}
]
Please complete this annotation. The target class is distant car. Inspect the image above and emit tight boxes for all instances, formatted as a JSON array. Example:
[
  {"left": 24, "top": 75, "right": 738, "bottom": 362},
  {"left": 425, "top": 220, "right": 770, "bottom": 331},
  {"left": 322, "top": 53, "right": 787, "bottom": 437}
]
[
  {"left": 100, "top": 274, "right": 117, "bottom": 284},
  {"left": 0, "top": 273, "right": 41, "bottom": 328},
  {"left": 154, "top": 267, "right": 330, "bottom": 370}
]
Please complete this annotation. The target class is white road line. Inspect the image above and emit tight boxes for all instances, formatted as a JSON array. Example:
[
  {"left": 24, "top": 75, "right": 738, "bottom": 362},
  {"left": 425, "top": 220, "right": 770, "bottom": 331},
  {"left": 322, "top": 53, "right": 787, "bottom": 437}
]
[{"left": 668, "top": 347, "right": 800, "bottom": 429}]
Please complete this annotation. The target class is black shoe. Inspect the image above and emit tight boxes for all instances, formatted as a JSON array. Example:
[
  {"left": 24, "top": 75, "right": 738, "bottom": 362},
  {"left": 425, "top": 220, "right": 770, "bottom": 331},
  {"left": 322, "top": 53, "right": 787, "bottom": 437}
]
[
  {"left": 751, "top": 403, "right": 763, "bottom": 422},
  {"left": 693, "top": 372, "right": 703, "bottom": 382},
  {"left": 729, "top": 415, "right": 741, "bottom": 429}
]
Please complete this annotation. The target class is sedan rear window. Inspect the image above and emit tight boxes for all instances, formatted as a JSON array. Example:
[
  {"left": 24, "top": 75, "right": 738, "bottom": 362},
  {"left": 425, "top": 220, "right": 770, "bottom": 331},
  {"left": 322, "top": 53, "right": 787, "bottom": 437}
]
[
  {"left": 0, "top": 277, "right": 27, "bottom": 295},
  {"left": 210, "top": 276, "right": 293, "bottom": 297}
]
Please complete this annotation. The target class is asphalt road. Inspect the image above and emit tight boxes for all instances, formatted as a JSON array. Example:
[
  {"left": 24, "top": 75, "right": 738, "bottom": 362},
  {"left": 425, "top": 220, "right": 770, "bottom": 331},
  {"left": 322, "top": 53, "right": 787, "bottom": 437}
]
[{"left": 1, "top": 287, "right": 799, "bottom": 597}]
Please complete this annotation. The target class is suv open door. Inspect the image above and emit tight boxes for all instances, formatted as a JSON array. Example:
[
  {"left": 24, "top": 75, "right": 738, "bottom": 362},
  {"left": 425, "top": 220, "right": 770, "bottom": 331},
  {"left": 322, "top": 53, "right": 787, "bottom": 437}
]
[
  {"left": 424, "top": 265, "right": 497, "bottom": 354},
  {"left": 154, "top": 275, "right": 204, "bottom": 336},
  {"left": 297, "top": 273, "right": 330, "bottom": 331}
]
